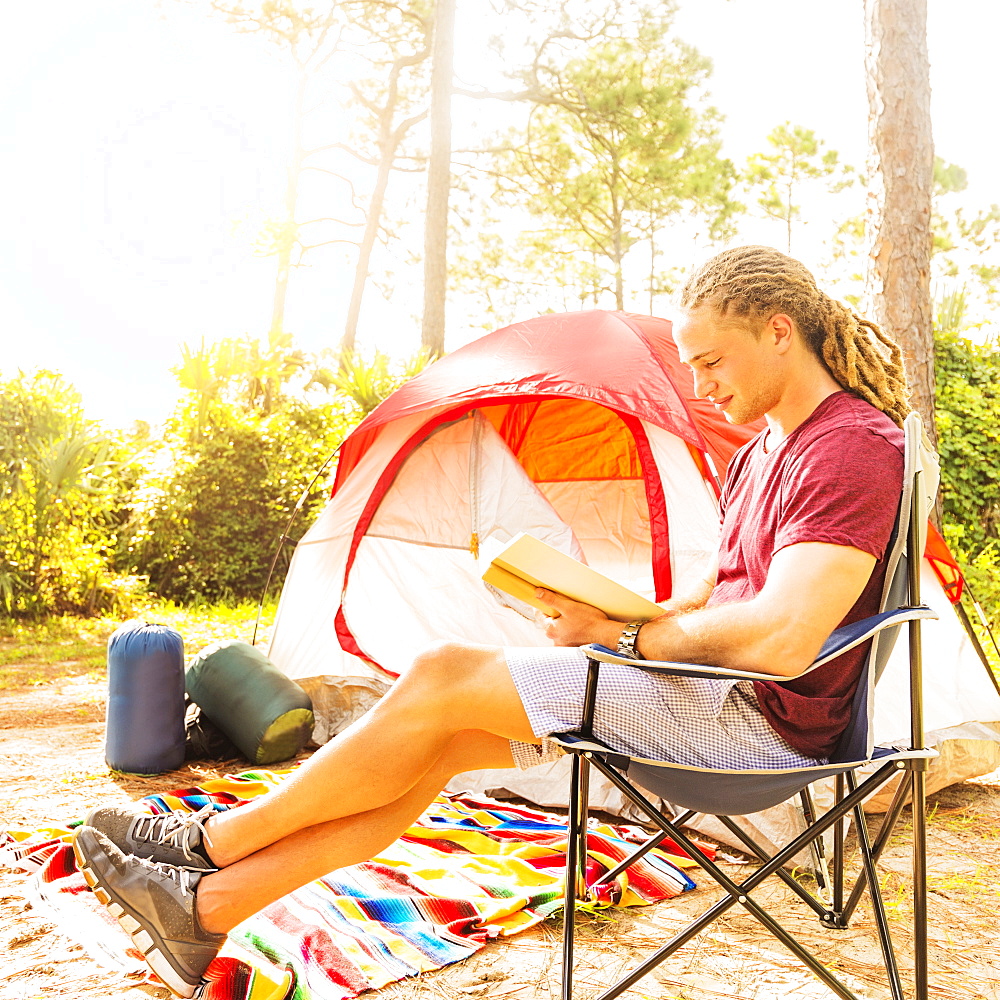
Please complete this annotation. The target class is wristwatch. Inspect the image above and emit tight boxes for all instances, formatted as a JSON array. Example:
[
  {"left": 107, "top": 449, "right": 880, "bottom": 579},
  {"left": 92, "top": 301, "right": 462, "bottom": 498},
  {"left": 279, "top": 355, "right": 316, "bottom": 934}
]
[{"left": 616, "top": 620, "right": 645, "bottom": 659}]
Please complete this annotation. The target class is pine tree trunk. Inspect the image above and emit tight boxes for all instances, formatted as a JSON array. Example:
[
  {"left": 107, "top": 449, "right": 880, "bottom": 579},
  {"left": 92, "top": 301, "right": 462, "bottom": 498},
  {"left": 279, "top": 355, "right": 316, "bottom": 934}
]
[
  {"left": 342, "top": 47, "right": 429, "bottom": 360},
  {"left": 270, "top": 70, "right": 306, "bottom": 336},
  {"left": 420, "top": 0, "right": 455, "bottom": 358},
  {"left": 270, "top": 72, "right": 307, "bottom": 338},
  {"left": 611, "top": 182, "right": 624, "bottom": 310},
  {"left": 864, "top": 0, "right": 935, "bottom": 444},
  {"left": 342, "top": 128, "right": 399, "bottom": 357}
]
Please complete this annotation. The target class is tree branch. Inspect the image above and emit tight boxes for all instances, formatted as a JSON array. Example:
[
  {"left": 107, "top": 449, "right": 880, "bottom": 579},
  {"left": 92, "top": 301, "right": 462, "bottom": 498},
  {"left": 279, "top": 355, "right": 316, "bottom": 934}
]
[
  {"left": 453, "top": 86, "right": 540, "bottom": 102},
  {"left": 298, "top": 238, "right": 362, "bottom": 253},
  {"left": 390, "top": 109, "right": 429, "bottom": 142},
  {"left": 299, "top": 217, "right": 366, "bottom": 228}
]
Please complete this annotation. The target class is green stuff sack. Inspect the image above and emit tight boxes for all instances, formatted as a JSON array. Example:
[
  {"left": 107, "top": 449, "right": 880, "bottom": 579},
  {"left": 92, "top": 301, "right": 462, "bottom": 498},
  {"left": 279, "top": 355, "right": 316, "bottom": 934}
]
[{"left": 185, "top": 640, "right": 314, "bottom": 765}]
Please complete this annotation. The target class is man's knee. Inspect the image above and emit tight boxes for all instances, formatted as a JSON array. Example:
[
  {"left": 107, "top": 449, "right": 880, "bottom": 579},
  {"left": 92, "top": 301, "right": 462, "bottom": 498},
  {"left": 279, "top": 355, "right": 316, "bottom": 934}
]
[
  {"left": 406, "top": 640, "right": 505, "bottom": 697},
  {"left": 409, "top": 640, "right": 465, "bottom": 683},
  {"left": 409, "top": 640, "right": 502, "bottom": 686},
  {"left": 405, "top": 642, "right": 533, "bottom": 740}
]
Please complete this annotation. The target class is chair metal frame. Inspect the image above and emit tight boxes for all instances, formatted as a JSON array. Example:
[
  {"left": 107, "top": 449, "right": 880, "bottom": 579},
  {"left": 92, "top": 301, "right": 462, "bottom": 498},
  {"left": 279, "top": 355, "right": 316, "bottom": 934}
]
[{"left": 553, "top": 413, "right": 938, "bottom": 1000}]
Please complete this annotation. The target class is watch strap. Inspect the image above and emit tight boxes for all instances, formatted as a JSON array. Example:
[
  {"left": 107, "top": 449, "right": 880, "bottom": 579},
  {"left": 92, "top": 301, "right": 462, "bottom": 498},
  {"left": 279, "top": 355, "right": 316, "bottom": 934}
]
[{"left": 616, "top": 620, "right": 645, "bottom": 659}]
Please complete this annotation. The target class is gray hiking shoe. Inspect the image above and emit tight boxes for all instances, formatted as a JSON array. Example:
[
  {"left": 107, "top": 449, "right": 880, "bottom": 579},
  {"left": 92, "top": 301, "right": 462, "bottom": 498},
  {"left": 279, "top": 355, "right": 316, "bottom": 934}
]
[
  {"left": 73, "top": 826, "right": 226, "bottom": 998},
  {"left": 83, "top": 804, "right": 217, "bottom": 871}
]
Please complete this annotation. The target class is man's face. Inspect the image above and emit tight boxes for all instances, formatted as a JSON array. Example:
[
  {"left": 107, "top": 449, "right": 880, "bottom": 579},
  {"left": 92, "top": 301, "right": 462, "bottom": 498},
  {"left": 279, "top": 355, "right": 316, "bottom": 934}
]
[{"left": 673, "top": 307, "right": 785, "bottom": 425}]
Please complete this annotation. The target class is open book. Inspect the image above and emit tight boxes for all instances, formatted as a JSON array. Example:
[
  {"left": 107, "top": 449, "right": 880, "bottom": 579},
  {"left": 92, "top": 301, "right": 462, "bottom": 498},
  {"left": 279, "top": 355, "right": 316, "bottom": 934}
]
[{"left": 481, "top": 532, "right": 663, "bottom": 621}]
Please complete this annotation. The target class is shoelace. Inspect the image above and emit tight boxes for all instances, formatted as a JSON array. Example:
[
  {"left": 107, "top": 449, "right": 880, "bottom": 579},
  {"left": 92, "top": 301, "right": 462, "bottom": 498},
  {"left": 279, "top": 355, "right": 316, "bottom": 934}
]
[
  {"left": 132, "top": 804, "right": 217, "bottom": 863},
  {"left": 130, "top": 851, "right": 201, "bottom": 894}
]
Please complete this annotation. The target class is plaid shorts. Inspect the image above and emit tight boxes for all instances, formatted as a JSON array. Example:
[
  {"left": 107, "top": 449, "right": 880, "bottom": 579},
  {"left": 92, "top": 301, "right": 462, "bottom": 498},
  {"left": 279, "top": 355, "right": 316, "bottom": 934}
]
[{"left": 504, "top": 646, "right": 819, "bottom": 771}]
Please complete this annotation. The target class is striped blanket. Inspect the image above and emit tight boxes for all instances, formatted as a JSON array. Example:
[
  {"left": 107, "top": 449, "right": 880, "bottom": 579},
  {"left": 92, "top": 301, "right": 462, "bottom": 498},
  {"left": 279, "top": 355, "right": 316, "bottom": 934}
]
[{"left": 2, "top": 768, "right": 707, "bottom": 1000}]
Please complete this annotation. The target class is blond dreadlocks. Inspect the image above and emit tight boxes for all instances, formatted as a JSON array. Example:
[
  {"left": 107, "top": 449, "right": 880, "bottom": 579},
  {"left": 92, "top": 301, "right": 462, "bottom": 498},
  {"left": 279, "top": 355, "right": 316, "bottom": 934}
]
[{"left": 679, "top": 246, "right": 911, "bottom": 426}]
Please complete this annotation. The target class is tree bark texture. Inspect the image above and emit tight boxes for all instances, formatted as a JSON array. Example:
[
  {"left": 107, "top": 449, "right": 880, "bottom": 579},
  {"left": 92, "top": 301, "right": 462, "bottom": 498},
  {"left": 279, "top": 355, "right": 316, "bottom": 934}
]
[
  {"left": 421, "top": 0, "right": 455, "bottom": 358},
  {"left": 864, "top": 0, "right": 936, "bottom": 443}
]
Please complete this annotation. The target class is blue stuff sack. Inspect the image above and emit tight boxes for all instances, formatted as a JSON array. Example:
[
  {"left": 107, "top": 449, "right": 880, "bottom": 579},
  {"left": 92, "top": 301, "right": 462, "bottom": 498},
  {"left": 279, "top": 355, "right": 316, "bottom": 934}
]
[{"left": 105, "top": 622, "right": 186, "bottom": 775}]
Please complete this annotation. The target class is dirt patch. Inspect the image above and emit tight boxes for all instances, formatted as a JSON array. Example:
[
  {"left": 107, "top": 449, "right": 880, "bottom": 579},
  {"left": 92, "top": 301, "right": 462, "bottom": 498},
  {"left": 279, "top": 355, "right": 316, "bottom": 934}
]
[
  {"left": 0, "top": 677, "right": 105, "bottom": 732},
  {"left": 2, "top": 670, "right": 1000, "bottom": 1000}
]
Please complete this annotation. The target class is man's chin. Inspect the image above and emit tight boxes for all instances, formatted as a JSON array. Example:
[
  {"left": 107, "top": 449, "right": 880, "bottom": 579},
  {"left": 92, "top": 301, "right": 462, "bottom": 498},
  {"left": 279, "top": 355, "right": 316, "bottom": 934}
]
[{"left": 721, "top": 400, "right": 768, "bottom": 425}]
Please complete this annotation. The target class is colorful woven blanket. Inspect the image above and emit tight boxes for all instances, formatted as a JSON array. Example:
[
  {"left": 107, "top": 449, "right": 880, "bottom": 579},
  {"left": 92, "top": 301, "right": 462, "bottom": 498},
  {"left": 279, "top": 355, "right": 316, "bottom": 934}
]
[{"left": 2, "top": 768, "right": 707, "bottom": 1000}]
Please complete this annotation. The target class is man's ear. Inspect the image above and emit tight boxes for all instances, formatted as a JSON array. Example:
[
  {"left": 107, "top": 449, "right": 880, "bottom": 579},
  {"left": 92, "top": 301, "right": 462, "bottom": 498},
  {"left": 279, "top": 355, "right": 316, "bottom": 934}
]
[{"left": 766, "top": 313, "right": 796, "bottom": 354}]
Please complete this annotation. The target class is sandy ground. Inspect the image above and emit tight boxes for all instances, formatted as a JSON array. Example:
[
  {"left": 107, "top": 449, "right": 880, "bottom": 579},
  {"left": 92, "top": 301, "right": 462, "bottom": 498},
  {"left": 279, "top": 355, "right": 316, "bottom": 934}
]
[{"left": 3, "top": 671, "right": 1000, "bottom": 1000}]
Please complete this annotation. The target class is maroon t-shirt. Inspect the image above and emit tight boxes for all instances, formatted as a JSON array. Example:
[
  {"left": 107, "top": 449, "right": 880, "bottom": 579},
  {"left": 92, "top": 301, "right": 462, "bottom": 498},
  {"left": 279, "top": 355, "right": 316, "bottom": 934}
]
[{"left": 708, "top": 391, "right": 904, "bottom": 759}]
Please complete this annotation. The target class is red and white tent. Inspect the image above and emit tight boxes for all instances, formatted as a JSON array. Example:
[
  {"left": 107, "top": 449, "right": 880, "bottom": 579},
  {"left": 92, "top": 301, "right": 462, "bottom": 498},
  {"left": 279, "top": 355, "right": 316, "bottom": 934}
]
[
  {"left": 268, "top": 309, "right": 1000, "bottom": 819},
  {"left": 269, "top": 310, "right": 754, "bottom": 704}
]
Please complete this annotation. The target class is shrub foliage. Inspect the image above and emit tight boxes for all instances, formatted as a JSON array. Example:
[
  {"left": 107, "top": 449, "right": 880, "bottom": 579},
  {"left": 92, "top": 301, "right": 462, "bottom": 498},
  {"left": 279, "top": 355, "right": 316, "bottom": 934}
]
[
  {"left": 5, "top": 322, "right": 1000, "bottom": 623},
  {"left": 0, "top": 372, "right": 138, "bottom": 615},
  {"left": 935, "top": 325, "right": 1000, "bottom": 618},
  {"left": 119, "top": 338, "right": 423, "bottom": 604},
  {"left": 123, "top": 400, "right": 351, "bottom": 602}
]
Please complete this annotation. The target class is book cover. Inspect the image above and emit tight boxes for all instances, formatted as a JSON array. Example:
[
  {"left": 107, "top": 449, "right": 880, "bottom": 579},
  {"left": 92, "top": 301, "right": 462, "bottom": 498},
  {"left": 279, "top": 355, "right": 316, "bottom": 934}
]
[{"left": 481, "top": 532, "right": 663, "bottom": 621}]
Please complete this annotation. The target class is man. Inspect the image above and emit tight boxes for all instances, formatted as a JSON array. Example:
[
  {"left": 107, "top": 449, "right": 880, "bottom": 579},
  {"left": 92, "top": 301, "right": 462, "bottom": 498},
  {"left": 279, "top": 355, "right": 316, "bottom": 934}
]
[{"left": 74, "top": 246, "right": 907, "bottom": 998}]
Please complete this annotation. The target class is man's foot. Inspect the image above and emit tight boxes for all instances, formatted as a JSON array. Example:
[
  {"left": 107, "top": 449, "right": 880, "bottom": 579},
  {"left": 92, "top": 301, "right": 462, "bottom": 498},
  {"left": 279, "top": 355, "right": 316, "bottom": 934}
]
[
  {"left": 83, "top": 804, "right": 217, "bottom": 871},
  {"left": 73, "top": 826, "right": 226, "bottom": 998}
]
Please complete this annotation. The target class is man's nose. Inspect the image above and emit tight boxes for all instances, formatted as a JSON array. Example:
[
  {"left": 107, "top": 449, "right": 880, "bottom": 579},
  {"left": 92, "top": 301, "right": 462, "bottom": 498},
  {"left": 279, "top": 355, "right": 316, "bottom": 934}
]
[{"left": 692, "top": 370, "right": 716, "bottom": 399}]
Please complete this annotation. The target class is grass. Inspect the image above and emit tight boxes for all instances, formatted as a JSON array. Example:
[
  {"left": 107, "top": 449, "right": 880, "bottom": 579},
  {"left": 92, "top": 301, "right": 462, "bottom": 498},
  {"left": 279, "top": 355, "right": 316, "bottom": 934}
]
[
  {"left": 131, "top": 596, "right": 277, "bottom": 652},
  {"left": 934, "top": 869, "right": 995, "bottom": 896},
  {"left": 0, "top": 617, "right": 113, "bottom": 688},
  {"left": 0, "top": 598, "right": 277, "bottom": 691}
]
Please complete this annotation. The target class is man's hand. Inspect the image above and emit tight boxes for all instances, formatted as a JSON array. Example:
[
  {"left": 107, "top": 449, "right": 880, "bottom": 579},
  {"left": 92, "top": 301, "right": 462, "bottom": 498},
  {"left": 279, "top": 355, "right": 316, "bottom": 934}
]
[
  {"left": 633, "top": 541, "right": 878, "bottom": 675},
  {"left": 536, "top": 589, "right": 619, "bottom": 647},
  {"left": 538, "top": 589, "right": 686, "bottom": 651}
]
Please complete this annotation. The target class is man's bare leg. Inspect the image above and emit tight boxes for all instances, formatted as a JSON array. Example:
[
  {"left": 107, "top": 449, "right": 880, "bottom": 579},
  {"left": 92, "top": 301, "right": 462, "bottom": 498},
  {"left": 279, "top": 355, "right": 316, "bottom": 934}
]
[
  {"left": 201, "top": 642, "right": 536, "bottom": 865},
  {"left": 72, "top": 642, "right": 544, "bottom": 996},
  {"left": 196, "top": 728, "right": 516, "bottom": 933}
]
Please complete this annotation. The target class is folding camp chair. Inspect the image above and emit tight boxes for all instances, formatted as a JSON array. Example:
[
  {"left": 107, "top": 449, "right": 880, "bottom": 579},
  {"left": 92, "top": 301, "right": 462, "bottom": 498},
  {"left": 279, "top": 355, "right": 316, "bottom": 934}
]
[{"left": 552, "top": 412, "right": 940, "bottom": 1000}]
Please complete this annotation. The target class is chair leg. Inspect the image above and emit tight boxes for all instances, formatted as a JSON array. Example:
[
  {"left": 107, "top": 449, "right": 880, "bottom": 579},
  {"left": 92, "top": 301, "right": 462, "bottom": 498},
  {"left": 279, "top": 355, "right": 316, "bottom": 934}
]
[
  {"left": 833, "top": 774, "right": 845, "bottom": 915},
  {"left": 799, "top": 787, "right": 831, "bottom": 903},
  {"left": 578, "top": 754, "right": 591, "bottom": 896},
  {"left": 835, "top": 766, "right": 928, "bottom": 999},
  {"left": 595, "top": 829, "right": 670, "bottom": 887},
  {"left": 851, "top": 795, "right": 905, "bottom": 1000},
  {"left": 596, "top": 809, "right": 700, "bottom": 888},
  {"left": 911, "top": 768, "right": 929, "bottom": 1000},
  {"left": 841, "top": 764, "right": 913, "bottom": 924},
  {"left": 716, "top": 815, "right": 831, "bottom": 920},
  {"left": 590, "top": 757, "right": 893, "bottom": 1000},
  {"left": 562, "top": 752, "right": 586, "bottom": 1000}
]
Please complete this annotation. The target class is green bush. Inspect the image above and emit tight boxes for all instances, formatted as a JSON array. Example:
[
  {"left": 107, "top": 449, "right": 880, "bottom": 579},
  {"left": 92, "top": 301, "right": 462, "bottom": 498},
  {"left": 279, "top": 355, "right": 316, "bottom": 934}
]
[
  {"left": 935, "top": 326, "right": 1000, "bottom": 622},
  {"left": 120, "top": 337, "right": 431, "bottom": 604},
  {"left": 0, "top": 371, "right": 136, "bottom": 616},
  {"left": 123, "top": 399, "right": 352, "bottom": 603}
]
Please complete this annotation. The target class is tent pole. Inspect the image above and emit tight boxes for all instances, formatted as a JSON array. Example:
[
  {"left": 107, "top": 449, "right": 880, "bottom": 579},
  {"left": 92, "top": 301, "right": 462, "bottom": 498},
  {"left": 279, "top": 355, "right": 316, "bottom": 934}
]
[
  {"left": 954, "top": 597, "right": 1000, "bottom": 698},
  {"left": 252, "top": 445, "right": 342, "bottom": 646},
  {"left": 964, "top": 578, "right": 1000, "bottom": 663}
]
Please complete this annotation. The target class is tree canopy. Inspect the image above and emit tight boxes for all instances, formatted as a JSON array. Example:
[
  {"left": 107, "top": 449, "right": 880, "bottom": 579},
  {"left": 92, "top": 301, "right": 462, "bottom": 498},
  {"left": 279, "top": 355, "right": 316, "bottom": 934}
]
[
  {"left": 745, "top": 122, "right": 853, "bottom": 253},
  {"left": 487, "top": 12, "right": 737, "bottom": 310}
]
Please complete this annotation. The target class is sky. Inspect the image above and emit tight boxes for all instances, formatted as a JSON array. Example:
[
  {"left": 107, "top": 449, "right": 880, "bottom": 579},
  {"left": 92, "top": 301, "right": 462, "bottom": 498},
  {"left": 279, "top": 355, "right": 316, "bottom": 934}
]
[{"left": 1, "top": 0, "right": 998, "bottom": 429}]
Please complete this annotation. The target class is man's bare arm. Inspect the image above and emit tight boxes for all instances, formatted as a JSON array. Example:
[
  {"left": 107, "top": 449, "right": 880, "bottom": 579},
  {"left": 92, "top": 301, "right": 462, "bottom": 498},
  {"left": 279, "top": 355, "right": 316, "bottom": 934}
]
[
  {"left": 540, "top": 542, "right": 876, "bottom": 678},
  {"left": 657, "top": 554, "right": 717, "bottom": 615}
]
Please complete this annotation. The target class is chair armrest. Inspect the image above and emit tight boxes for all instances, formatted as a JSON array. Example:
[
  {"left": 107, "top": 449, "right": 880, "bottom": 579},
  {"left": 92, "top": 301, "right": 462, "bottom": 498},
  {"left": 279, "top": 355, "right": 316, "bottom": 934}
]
[
  {"left": 808, "top": 605, "right": 936, "bottom": 669},
  {"left": 581, "top": 604, "right": 938, "bottom": 683}
]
